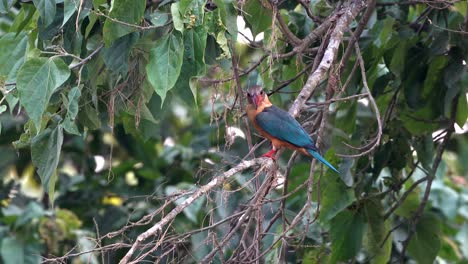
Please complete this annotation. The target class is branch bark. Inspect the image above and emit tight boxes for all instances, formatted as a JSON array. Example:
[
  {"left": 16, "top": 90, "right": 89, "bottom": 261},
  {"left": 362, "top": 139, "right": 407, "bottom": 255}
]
[
  {"left": 289, "top": 0, "right": 366, "bottom": 117},
  {"left": 118, "top": 158, "right": 274, "bottom": 264}
]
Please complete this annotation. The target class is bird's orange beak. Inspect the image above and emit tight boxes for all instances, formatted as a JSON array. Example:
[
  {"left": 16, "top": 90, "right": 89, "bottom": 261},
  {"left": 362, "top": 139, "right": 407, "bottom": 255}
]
[{"left": 252, "top": 94, "right": 262, "bottom": 109}]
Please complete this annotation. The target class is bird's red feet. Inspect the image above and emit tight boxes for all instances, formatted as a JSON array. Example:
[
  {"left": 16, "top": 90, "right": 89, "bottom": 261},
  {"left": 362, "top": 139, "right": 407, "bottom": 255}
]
[{"left": 262, "top": 149, "right": 277, "bottom": 160}]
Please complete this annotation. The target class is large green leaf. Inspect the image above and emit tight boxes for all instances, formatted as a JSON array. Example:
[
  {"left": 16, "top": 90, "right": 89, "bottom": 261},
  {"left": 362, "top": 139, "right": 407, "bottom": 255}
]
[
  {"left": 63, "top": 0, "right": 79, "bottom": 26},
  {"left": 31, "top": 125, "right": 63, "bottom": 196},
  {"left": 363, "top": 199, "right": 392, "bottom": 264},
  {"left": 407, "top": 213, "right": 442, "bottom": 264},
  {"left": 173, "top": 26, "right": 207, "bottom": 105},
  {"left": 423, "top": 56, "right": 448, "bottom": 98},
  {"left": 0, "top": 237, "right": 24, "bottom": 264},
  {"left": 102, "top": 32, "right": 139, "bottom": 75},
  {"left": 213, "top": 0, "right": 237, "bottom": 38},
  {"left": 17, "top": 57, "right": 70, "bottom": 131},
  {"left": 102, "top": 0, "right": 145, "bottom": 46},
  {"left": 243, "top": 0, "right": 272, "bottom": 36},
  {"left": 319, "top": 152, "right": 355, "bottom": 222},
  {"left": 146, "top": 32, "right": 184, "bottom": 106},
  {"left": 0, "top": 0, "right": 14, "bottom": 14},
  {"left": 330, "top": 210, "right": 366, "bottom": 263},
  {"left": 0, "top": 32, "right": 28, "bottom": 82},
  {"left": 372, "top": 17, "right": 395, "bottom": 48},
  {"left": 32, "top": 0, "right": 56, "bottom": 27}
]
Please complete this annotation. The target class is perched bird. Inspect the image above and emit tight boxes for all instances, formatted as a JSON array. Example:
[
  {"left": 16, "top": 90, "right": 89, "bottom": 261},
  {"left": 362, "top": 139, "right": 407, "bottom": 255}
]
[{"left": 246, "top": 85, "right": 339, "bottom": 173}]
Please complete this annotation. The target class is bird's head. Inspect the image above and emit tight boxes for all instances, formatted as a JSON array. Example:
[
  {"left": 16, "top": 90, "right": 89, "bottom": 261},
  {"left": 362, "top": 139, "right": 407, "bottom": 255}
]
[{"left": 246, "top": 85, "right": 267, "bottom": 109}]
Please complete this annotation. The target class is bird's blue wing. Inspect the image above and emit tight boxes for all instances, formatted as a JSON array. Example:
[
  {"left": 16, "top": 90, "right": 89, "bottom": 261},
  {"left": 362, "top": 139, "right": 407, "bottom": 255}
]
[{"left": 255, "top": 106, "right": 317, "bottom": 150}]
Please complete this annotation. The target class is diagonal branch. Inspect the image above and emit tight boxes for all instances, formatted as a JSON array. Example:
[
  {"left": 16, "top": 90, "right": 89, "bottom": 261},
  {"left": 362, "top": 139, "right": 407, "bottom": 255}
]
[
  {"left": 118, "top": 158, "right": 274, "bottom": 264},
  {"left": 289, "top": 0, "right": 366, "bottom": 117}
]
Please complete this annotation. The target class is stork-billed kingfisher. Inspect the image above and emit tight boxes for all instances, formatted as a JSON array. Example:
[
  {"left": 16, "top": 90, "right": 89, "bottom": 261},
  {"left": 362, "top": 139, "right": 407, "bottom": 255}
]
[{"left": 246, "top": 85, "right": 339, "bottom": 173}]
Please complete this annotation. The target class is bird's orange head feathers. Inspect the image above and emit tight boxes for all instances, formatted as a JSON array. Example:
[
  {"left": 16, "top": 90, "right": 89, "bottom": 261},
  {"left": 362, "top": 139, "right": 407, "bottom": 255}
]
[{"left": 246, "top": 85, "right": 270, "bottom": 110}]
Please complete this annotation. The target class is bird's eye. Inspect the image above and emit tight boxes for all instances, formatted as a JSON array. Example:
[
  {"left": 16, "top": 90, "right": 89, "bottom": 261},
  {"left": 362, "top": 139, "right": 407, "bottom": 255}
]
[
  {"left": 247, "top": 93, "right": 251, "bottom": 97},
  {"left": 260, "top": 91, "right": 264, "bottom": 95}
]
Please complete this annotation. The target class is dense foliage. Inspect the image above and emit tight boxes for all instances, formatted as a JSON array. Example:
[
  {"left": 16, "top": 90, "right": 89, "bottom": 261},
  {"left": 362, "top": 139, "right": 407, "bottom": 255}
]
[{"left": 0, "top": 0, "right": 467, "bottom": 263}]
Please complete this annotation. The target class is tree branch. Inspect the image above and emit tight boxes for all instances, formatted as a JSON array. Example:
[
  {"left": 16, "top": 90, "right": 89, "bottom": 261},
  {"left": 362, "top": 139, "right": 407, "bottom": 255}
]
[
  {"left": 118, "top": 158, "right": 274, "bottom": 264},
  {"left": 289, "top": 0, "right": 365, "bottom": 117}
]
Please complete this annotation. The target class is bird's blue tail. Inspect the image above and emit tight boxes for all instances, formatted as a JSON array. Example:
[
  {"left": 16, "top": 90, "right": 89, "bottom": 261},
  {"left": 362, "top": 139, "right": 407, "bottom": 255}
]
[{"left": 308, "top": 149, "right": 339, "bottom": 173}]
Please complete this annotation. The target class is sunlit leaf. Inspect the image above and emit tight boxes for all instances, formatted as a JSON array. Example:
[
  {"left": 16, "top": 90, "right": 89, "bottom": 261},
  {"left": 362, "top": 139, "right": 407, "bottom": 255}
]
[{"left": 171, "top": 2, "right": 184, "bottom": 33}]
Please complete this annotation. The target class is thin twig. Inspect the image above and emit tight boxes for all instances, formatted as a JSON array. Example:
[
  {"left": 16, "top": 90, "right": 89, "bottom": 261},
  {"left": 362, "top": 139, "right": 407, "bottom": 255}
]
[{"left": 336, "top": 43, "right": 382, "bottom": 158}]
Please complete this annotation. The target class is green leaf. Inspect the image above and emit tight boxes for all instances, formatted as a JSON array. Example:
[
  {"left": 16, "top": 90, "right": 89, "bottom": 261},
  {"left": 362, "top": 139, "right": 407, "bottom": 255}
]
[
  {"left": 388, "top": 41, "right": 408, "bottom": 80},
  {"left": 17, "top": 57, "right": 70, "bottom": 132},
  {"left": 65, "top": 86, "right": 81, "bottom": 120},
  {"left": 0, "top": 237, "right": 24, "bottom": 264},
  {"left": 186, "top": 0, "right": 205, "bottom": 27},
  {"left": 171, "top": 2, "right": 184, "bottom": 33},
  {"left": 146, "top": 32, "right": 184, "bottom": 106},
  {"left": 243, "top": 0, "right": 272, "bottom": 36},
  {"left": 77, "top": 104, "right": 101, "bottom": 130},
  {"left": 363, "top": 199, "right": 391, "bottom": 264},
  {"left": 0, "top": 105, "right": 6, "bottom": 114},
  {"left": 213, "top": 0, "right": 237, "bottom": 39},
  {"left": 102, "top": 0, "right": 146, "bottom": 46},
  {"left": 173, "top": 27, "right": 207, "bottom": 105},
  {"left": 0, "top": 32, "right": 28, "bottom": 82},
  {"left": 216, "top": 31, "right": 230, "bottom": 59},
  {"left": 395, "top": 185, "right": 420, "bottom": 218},
  {"left": 62, "top": 117, "right": 81, "bottom": 135},
  {"left": 33, "top": 0, "right": 56, "bottom": 27},
  {"left": 414, "top": 134, "right": 434, "bottom": 171},
  {"left": 456, "top": 224, "right": 468, "bottom": 258},
  {"left": 407, "top": 213, "right": 442, "bottom": 264},
  {"left": 63, "top": 0, "right": 79, "bottom": 26},
  {"left": 423, "top": 56, "right": 448, "bottom": 98},
  {"left": 102, "top": 32, "right": 139, "bottom": 75},
  {"left": 330, "top": 210, "right": 366, "bottom": 263},
  {"left": 319, "top": 152, "right": 355, "bottom": 222},
  {"left": 373, "top": 17, "right": 395, "bottom": 48},
  {"left": 15, "top": 202, "right": 45, "bottom": 227},
  {"left": 149, "top": 11, "right": 169, "bottom": 27},
  {"left": 0, "top": 0, "right": 14, "bottom": 14},
  {"left": 31, "top": 125, "right": 64, "bottom": 196},
  {"left": 9, "top": 4, "right": 36, "bottom": 33},
  {"left": 456, "top": 94, "right": 468, "bottom": 128}
]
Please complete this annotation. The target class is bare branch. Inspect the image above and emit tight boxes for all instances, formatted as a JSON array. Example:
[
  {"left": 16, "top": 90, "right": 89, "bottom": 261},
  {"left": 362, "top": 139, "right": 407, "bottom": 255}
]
[
  {"left": 119, "top": 158, "right": 275, "bottom": 264},
  {"left": 289, "top": 0, "right": 365, "bottom": 117}
]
